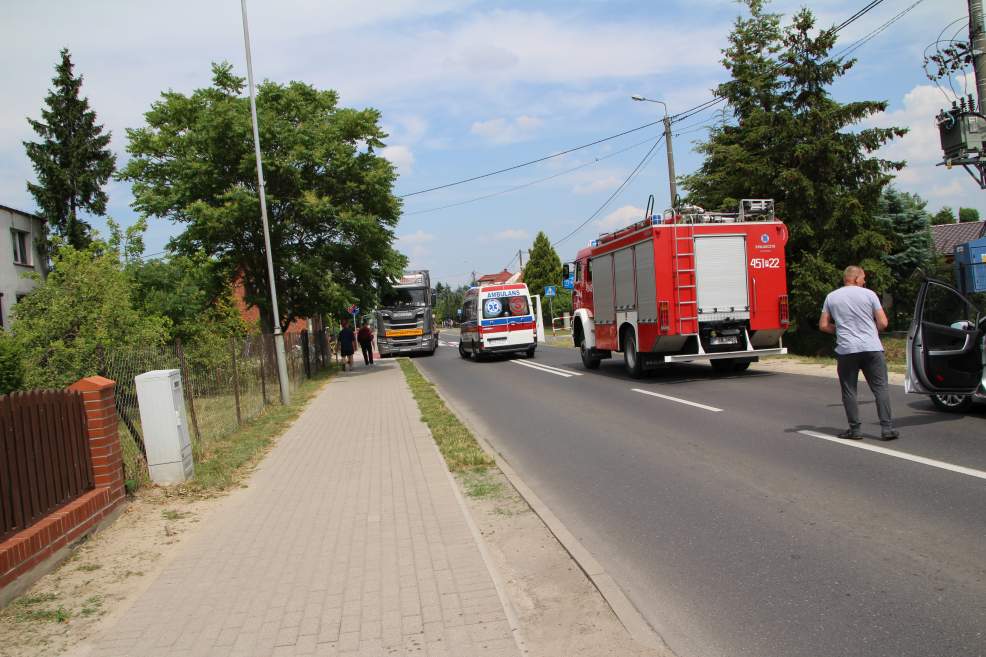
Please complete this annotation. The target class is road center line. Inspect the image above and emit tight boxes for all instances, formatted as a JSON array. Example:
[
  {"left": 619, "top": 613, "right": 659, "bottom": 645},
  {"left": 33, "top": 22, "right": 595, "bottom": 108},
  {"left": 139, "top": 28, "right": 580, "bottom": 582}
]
[
  {"left": 519, "top": 361, "right": 583, "bottom": 376},
  {"left": 510, "top": 360, "right": 574, "bottom": 378},
  {"left": 631, "top": 388, "right": 723, "bottom": 412},
  {"left": 797, "top": 430, "right": 986, "bottom": 482}
]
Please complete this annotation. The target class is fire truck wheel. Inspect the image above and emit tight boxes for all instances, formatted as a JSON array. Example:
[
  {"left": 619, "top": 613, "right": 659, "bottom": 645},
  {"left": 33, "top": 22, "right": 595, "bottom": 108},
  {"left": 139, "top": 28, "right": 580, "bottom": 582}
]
[
  {"left": 580, "top": 337, "right": 600, "bottom": 370},
  {"left": 623, "top": 332, "right": 643, "bottom": 379},
  {"left": 732, "top": 361, "right": 751, "bottom": 372}
]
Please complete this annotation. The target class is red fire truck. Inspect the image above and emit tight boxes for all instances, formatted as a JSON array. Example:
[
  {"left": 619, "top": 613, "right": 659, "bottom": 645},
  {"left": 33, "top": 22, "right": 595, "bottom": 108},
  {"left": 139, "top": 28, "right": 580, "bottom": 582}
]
[{"left": 568, "top": 199, "right": 789, "bottom": 377}]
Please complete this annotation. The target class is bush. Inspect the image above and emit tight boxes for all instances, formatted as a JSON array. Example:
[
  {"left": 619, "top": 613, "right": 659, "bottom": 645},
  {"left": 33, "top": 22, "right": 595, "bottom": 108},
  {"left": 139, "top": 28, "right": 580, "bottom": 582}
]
[{"left": 0, "top": 335, "right": 24, "bottom": 394}]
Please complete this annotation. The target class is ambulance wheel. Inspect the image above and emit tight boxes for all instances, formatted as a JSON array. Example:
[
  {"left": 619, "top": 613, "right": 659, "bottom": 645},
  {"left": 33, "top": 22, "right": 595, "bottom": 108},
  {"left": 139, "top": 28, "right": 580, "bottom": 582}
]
[
  {"left": 623, "top": 332, "right": 643, "bottom": 379},
  {"left": 526, "top": 346, "right": 536, "bottom": 358},
  {"left": 459, "top": 342, "right": 469, "bottom": 359},
  {"left": 580, "top": 337, "right": 600, "bottom": 370}
]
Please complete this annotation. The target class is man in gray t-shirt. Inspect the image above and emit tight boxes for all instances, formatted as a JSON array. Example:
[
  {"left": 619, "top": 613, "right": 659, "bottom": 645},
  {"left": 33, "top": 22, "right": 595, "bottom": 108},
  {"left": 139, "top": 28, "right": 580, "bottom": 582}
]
[{"left": 819, "top": 265, "right": 898, "bottom": 440}]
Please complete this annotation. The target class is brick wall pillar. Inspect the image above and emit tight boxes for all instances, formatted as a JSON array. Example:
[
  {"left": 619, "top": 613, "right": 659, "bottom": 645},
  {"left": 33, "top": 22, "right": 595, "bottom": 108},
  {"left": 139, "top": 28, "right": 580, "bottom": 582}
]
[{"left": 68, "top": 375, "right": 125, "bottom": 503}]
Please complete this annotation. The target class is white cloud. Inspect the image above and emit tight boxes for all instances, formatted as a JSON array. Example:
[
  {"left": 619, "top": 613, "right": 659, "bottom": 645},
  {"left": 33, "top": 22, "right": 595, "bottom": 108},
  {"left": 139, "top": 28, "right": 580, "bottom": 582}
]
[
  {"left": 595, "top": 205, "right": 644, "bottom": 232},
  {"left": 492, "top": 228, "right": 529, "bottom": 241},
  {"left": 573, "top": 176, "right": 620, "bottom": 195},
  {"left": 471, "top": 115, "right": 544, "bottom": 144},
  {"left": 382, "top": 145, "right": 415, "bottom": 176},
  {"left": 397, "top": 229, "right": 435, "bottom": 245}
]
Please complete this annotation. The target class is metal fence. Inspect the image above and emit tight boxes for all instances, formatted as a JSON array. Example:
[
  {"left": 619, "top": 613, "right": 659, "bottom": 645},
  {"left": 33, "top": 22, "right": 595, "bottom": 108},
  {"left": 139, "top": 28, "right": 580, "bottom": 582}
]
[
  {"left": 98, "top": 330, "right": 331, "bottom": 489},
  {"left": 0, "top": 389, "right": 93, "bottom": 542}
]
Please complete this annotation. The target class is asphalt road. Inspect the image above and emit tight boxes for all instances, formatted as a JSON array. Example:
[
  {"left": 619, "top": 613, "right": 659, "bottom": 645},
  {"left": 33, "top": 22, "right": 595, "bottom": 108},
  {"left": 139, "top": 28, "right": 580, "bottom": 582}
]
[{"left": 413, "top": 332, "right": 986, "bottom": 657}]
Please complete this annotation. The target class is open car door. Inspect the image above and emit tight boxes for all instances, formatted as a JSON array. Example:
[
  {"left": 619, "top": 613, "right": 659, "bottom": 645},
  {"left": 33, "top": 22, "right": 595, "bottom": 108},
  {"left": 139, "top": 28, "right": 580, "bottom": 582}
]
[{"left": 906, "top": 279, "right": 985, "bottom": 396}]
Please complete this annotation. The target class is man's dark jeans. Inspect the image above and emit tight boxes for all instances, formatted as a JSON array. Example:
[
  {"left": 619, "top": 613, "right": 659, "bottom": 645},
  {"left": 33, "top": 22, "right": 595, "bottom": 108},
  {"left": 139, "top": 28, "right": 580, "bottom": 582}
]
[{"left": 836, "top": 350, "right": 894, "bottom": 431}]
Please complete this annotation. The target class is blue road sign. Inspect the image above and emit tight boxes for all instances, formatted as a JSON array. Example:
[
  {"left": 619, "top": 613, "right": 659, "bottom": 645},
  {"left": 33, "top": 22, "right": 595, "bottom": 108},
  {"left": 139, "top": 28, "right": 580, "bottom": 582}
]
[
  {"left": 562, "top": 277, "right": 574, "bottom": 290},
  {"left": 544, "top": 285, "right": 557, "bottom": 297}
]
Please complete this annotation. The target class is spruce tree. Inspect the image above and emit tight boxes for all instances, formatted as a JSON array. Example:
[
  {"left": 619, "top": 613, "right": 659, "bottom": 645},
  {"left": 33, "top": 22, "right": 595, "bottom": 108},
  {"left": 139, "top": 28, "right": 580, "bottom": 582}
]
[
  {"left": 24, "top": 48, "right": 116, "bottom": 249},
  {"left": 523, "top": 232, "right": 570, "bottom": 323},
  {"left": 876, "top": 188, "right": 933, "bottom": 328},
  {"left": 680, "top": 1, "right": 906, "bottom": 343}
]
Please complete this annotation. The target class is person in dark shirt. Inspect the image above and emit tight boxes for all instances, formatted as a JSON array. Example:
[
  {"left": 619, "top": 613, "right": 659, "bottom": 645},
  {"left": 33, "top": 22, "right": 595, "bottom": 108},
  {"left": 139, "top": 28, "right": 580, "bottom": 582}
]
[
  {"left": 337, "top": 318, "right": 356, "bottom": 371},
  {"left": 357, "top": 319, "right": 375, "bottom": 366}
]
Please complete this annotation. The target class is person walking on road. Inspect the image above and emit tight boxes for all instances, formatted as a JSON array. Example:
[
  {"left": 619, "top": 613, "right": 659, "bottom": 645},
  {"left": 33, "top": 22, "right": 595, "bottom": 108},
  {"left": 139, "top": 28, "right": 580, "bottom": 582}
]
[
  {"left": 357, "top": 319, "right": 375, "bottom": 367},
  {"left": 819, "top": 265, "right": 899, "bottom": 441},
  {"left": 337, "top": 318, "right": 356, "bottom": 372}
]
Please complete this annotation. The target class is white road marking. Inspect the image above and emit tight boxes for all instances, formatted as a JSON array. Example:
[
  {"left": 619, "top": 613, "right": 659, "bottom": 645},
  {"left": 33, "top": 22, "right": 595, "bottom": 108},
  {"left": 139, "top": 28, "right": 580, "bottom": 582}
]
[
  {"left": 631, "top": 388, "right": 723, "bottom": 412},
  {"left": 511, "top": 360, "right": 575, "bottom": 378},
  {"left": 517, "top": 361, "right": 583, "bottom": 376},
  {"left": 439, "top": 340, "right": 459, "bottom": 347},
  {"left": 798, "top": 430, "right": 986, "bottom": 482}
]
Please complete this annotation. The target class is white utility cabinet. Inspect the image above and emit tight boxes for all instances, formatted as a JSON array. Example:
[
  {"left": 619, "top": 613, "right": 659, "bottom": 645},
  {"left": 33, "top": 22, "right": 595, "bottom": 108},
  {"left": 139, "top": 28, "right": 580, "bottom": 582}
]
[{"left": 134, "top": 369, "right": 194, "bottom": 485}]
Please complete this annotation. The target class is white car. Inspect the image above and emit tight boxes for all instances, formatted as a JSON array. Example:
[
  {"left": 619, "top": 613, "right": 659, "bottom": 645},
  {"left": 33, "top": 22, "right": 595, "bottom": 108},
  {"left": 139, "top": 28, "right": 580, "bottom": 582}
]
[{"left": 905, "top": 278, "right": 986, "bottom": 412}]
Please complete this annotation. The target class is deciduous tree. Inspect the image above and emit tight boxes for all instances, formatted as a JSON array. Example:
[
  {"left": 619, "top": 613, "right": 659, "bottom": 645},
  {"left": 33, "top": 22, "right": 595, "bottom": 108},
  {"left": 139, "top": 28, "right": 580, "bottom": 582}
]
[
  {"left": 523, "top": 232, "right": 570, "bottom": 323},
  {"left": 931, "top": 207, "right": 955, "bottom": 225},
  {"left": 120, "top": 63, "right": 405, "bottom": 332},
  {"left": 24, "top": 49, "right": 116, "bottom": 249},
  {"left": 959, "top": 207, "right": 980, "bottom": 223}
]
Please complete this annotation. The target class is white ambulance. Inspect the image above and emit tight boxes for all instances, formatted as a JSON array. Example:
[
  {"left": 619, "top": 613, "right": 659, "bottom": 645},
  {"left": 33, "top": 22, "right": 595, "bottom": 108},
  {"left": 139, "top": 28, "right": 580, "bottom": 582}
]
[{"left": 458, "top": 283, "right": 537, "bottom": 360}]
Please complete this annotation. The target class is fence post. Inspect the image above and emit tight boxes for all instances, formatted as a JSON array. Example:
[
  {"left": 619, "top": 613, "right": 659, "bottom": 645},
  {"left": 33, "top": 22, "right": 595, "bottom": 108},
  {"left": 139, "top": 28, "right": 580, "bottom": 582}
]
[
  {"left": 259, "top": 335, "right": 268, "bottom": 406},
  {"left": 175, "top": 338, "right": 202, "bottom": 443},
  {"left": 67, "top": 376, "right": 125, "bottom": 504},
  {"left": 301, "top": 330, "right": 312, "bottom": 379},
  {"left": 230, "top": 337, "right": 242, "bottom": 426}
]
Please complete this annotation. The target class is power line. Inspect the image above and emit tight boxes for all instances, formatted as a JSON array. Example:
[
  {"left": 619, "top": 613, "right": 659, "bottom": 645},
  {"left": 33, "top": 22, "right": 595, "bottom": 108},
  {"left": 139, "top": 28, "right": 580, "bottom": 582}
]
[
  {"left": 397, "top": 121, "right": 660, "bottom": 198},
  {"left": 403, "top": 135, "right": 658, "bottom": 216},
  {"left": 552, "top": 136, "right": 663, "bottom": 249},
  {"left": 834, "top": 0, "right": 886, "bottom": 33}
]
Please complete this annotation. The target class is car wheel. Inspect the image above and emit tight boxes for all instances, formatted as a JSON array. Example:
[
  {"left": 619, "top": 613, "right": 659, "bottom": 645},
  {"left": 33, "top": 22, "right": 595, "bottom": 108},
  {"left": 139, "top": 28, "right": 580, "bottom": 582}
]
[
  {"left": 930, "top": 393, "right": 974, "bottom": 413},
  {"left": 623, "top": 332, "right": 643, "bottom": 379},
  {"left": 580, "top": 336, "right": 600, "bottom": 370}
]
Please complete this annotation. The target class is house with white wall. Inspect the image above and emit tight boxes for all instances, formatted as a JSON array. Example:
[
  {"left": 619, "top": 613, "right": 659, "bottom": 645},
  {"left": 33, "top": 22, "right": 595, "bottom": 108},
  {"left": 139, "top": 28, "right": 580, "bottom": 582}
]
[{"left": 0, "top": 205, "right": 46, "bottom": 329}]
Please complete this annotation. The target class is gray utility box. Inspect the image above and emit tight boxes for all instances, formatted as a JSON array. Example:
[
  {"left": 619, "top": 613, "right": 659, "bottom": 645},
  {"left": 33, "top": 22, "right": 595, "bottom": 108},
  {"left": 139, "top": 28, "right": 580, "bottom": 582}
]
[{"left": 134, "top": 369, "right": 194, "bottom": 485}]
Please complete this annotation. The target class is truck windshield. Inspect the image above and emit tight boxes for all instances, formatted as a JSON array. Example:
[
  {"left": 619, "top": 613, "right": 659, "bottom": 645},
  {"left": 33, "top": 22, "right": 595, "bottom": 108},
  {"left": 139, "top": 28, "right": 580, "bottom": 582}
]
[
  {"left": 483, "top": 296, "right": 530, "bottom": 319},
  {"left": 381, "top": 288, "right": 428, "bottom": 307}
]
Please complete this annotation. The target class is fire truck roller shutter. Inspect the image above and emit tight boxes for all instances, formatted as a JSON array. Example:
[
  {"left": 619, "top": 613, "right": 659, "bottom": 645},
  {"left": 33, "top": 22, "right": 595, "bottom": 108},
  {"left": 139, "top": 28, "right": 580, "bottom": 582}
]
[
  {"left": 694, "top": 235, "right": 751, "bottom": 321},
  {"left": 634, "top": 241, "right": 657, "bottom": 323},
  {"left": 614, "top": 248, "right": 635, "bottom": 311},
  {"left": 590, "top": 254, "right": 615, "bottom": 324}
]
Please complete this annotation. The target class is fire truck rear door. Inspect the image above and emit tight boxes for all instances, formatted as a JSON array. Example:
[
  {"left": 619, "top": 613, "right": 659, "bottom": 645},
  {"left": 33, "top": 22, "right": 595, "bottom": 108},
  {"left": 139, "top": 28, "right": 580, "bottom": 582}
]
[{"left": 694, "top": 235, "right": 750, "bottom": 321}]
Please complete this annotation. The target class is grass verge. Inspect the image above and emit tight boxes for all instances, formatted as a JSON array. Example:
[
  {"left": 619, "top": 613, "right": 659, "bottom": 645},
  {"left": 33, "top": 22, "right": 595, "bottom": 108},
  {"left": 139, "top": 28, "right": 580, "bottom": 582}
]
[
  {"left": 173, "top": 365, "right": 337, "bottom": 494},
  {"left": 781, "top": 336, "right": 906, "bottom": 373},
  {"left": 398, "top": 358, "right": 493, "bottom": 473}
]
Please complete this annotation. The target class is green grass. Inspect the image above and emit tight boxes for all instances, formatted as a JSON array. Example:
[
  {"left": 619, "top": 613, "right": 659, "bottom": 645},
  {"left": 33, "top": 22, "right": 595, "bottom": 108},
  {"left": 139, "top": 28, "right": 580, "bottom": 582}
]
[
  {"left": 398, "top": 358, "right": 494, "bottom": 473},
  {"left": 180, "top": 366, "right": 338, "bottom": 493},
  {"left": 782, "top": 336, "right": 906, "bottom": 373},
  {"left": 461, "top": 470, "right": 503, "bottom": 499},
  {"left": 161, "top": 509, "right": 192, "bottom": 521},
  {"left": 76, "top": 563, "right": 102, "bottom": 572},
  {"left": 5, "top": 594, "right": 71, "bottom": 624}
]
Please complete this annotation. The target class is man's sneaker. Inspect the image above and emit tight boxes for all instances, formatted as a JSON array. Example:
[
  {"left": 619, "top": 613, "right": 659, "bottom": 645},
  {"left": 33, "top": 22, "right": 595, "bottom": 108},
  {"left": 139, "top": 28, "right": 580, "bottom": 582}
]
[
  {"left": 879, "top": 429, "right": 899, "bottom": 441},
  {"left": 837, "top": 428, "right": 862, "bottom": 440}
]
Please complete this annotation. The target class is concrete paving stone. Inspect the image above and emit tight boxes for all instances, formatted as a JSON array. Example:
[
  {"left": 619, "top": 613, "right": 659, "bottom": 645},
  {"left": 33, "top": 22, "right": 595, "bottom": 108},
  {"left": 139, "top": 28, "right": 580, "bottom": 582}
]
[{"left": 85, "top": 362, "right": 518, "bottom": 657}]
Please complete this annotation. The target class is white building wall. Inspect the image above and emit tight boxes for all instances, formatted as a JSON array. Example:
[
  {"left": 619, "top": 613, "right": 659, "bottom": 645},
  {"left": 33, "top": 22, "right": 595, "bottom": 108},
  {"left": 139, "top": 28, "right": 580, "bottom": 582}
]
[{"left": 0, "top": 205, "right": 46, "bottom": 329}]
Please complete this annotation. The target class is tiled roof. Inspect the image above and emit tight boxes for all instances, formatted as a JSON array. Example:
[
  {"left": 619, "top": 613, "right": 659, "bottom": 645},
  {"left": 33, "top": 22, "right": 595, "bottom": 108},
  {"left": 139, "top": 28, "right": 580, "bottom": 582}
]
[
  {"left": 930, "top": 221, "right": 986, "bottom": 256},
  {"left": 477, "top": 269, "right": 514, "bottom": 284}
]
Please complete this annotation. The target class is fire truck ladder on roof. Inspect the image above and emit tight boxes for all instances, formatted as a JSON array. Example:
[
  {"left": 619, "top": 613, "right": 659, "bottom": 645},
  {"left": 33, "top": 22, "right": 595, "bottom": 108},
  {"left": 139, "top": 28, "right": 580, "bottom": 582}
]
[{"left": 671, "top": 220, "right": 698, "bottom": 335}]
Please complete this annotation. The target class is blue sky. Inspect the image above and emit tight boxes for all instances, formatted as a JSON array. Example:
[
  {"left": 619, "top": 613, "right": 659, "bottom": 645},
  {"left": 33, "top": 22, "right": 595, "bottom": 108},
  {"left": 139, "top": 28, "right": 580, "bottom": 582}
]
[{"left": 0, "top": 0, "right": 976, "bottom": 287}]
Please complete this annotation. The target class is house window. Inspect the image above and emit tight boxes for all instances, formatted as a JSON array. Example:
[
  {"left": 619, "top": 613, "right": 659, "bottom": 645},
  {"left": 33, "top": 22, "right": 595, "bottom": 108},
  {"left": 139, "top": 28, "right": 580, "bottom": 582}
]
[{"left": 11, "top": 229, "right": 31, "bottom": 266}]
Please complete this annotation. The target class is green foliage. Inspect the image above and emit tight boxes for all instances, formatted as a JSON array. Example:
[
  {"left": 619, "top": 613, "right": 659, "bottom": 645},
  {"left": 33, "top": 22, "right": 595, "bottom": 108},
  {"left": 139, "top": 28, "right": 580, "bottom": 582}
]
[
  {"left": 24, "top": 49, "right": 116, "bottom": 249},
  {"left": 931, "top": 207, "right": 955, "bottom": 225},
  {"left": 434, "top": 282, "right": 470, "bottom": 321},
  {"left": 523, "top": 232, "right": 570, "bottom": 322},
  {"left": 0, "top": 335, "right": 25, "bottom": 394},
  {"left": 120, "top": 62, "right": 406, "bottom": 331},
  {"left": 9, "top": 244, "right": 169, "bottom": 389},
  {"left": 959, "top": 207, "right": 980, "bottom": 223},
  {"left": 876, "top": 187, "right": 934, "bottom": 329},
  {"left": 679, "top": 0, "right": 907, "bottom": 336}
]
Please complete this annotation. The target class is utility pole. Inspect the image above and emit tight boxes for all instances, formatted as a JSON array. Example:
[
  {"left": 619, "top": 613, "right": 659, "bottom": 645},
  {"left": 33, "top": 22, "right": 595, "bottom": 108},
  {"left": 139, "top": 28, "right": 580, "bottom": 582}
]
[
  {"left": 518, "top": 250, "right": 524, "bottom": 270},
  {"left": 241, "top": 0, "right": 290, "bottom": 404},
  {"left": 632, "top": 95, "right": 678, "bottom": 209},
  {"left": 935, "top": 0, "right": 986, "bottom": 188}
]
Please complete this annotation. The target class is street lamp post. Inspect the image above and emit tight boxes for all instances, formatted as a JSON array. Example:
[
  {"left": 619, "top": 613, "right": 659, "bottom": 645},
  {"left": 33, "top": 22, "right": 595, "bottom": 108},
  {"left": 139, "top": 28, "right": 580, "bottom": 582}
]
[
  {"left": 241, "top": 0, "right": 290, "bottom": 404},
  {"left": 631, "top": 95, "right": 678, "bottom": 211}
]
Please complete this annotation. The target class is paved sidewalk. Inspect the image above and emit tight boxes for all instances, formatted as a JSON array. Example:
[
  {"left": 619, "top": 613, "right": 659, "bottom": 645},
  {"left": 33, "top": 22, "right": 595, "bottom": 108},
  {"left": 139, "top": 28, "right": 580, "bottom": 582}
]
[{"left": 85, "top": 360, "right": 519, "bottom": 657}]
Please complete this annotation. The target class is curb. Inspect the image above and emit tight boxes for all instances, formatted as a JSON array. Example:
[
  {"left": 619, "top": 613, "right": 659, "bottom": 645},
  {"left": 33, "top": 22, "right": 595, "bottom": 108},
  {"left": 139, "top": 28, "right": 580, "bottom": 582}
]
[{"left": 415, "top": 360, "right": 673, "bottom": 655}]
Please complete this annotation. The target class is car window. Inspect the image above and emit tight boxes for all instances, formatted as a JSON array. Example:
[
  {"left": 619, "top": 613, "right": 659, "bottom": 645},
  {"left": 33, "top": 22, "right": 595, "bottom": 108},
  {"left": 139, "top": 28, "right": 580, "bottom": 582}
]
[
  {"left": 482, "top": 295, "right": 530, "bottom": 319},
  {"left": 923, "top": 282, "right": 980, "bottom": 329}
]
